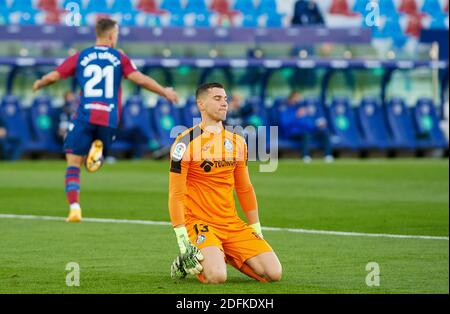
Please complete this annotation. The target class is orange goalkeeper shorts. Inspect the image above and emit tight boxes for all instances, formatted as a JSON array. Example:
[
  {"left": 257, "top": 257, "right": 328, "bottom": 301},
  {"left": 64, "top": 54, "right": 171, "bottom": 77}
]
[{"left": 185, "top": 217, "right": 273, "bottom": 270}]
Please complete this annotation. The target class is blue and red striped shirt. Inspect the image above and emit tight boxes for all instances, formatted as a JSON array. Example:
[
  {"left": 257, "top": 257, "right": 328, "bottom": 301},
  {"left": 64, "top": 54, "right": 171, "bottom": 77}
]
[{"left": 56, "top": 46, "right": 137, "bottom": 129}]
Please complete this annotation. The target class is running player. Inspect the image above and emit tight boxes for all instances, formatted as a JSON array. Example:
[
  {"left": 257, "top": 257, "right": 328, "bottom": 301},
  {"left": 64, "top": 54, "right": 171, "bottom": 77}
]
[
  {"left": 32, "top": 18, "right": 179, "bottom": 222},
  {"left": 168, "top": 83, "right": 282, "bottom": 284}
]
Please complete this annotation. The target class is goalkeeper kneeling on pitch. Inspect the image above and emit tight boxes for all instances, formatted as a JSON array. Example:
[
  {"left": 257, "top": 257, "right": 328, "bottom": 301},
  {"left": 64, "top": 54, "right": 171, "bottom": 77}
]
[{"left": 168, "top": 83, "right": 282, "bottom": 284}]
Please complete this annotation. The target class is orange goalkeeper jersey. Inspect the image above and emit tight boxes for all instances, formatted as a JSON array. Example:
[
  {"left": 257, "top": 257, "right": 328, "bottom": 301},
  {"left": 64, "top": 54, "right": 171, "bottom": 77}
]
[{"left": 168, "top": 124, "right": 258, "bottom": 228}]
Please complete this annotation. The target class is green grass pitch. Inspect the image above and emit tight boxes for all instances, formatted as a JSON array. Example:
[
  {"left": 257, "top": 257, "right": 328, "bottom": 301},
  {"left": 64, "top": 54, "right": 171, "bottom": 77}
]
[{"left": 0, "top": 159, "right": 448, "bottom": 294}]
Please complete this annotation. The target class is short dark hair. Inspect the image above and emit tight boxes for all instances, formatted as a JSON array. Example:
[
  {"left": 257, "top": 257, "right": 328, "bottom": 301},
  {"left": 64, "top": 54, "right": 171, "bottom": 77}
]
[
  {"left": 95, "top": 18, "right": 117, "bottom": 38},
  {"left": 196, "top": 82, "right": 225, "bottom": 100}
]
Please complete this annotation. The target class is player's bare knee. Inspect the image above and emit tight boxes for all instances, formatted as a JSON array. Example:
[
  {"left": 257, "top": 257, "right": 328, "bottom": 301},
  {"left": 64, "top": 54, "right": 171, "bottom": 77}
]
[
  {"left": 203, "top": 271, "right": 227, "bottom": 284},
  {"left": 265, "top": 263, "right": 282, "bottom": 282}
]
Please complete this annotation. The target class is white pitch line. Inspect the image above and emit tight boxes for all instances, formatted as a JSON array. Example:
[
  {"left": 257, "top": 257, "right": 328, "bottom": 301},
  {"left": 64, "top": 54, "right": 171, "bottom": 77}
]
[{"left": 0, "top": 214, "right": 448, "bottom": 241}]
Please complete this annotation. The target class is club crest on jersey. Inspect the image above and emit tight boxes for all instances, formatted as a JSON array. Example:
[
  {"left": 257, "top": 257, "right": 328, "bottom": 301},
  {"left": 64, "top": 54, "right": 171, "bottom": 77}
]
[
  {"left": 196, "top": 234, "right": 206, "bottom": 245},
  {"left": 224, "top": 139, "right": 233, "bottom": 152},
  {"left": 172, "top": 142, "right": 186, "bottom": 161}
]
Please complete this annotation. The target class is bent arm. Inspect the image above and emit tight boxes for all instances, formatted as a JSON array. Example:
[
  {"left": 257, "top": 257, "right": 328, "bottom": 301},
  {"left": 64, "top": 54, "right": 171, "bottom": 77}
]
[
  {"left": 127, "top": 71, "right": 179, "bottom": 104},
  {"left": 33, "top": 71, "right": 61, "bottom": 92}
]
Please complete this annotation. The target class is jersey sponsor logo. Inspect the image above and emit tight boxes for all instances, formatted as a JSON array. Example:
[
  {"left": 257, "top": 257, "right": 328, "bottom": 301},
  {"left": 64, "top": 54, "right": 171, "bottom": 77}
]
[
  {"left": 200, "top": 160, "right": 214, "bottom": 173},
  {"left": 84, "top": 103, "right": 115, "bottom": 112},
  {"left": 172, "top": 142, "right": 187, "bottom": 161},
  {"left": 200, "top": 159, "right": 236, "bottom": 172}
]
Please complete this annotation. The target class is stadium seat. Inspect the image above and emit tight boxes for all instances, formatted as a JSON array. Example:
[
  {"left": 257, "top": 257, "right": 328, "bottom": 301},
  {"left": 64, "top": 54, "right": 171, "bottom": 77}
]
[
  {"left": 10, "top": 0, "right": 35, "bottom": 12},
  {"left": 113, "top": 95, "right": 158, "bottom": 154},
  {"left": 241, "top": 14, "right": 258, "bottom": 27},
  {"left": 85, "top": 0, "right": 110, "bottom": 13},
  {"left": 137, "top": 0, "right": 167, "bottom": 14},
  {"left": 327, "top": 96, "right": 362, "bottom": 150},
  {"left": 263, "top": 12, "right": 284, "bottom": 27},
  {"left": 160, "top": 0, "right": 184, "bottom": 14},
  {"left": 353, "top": 0, "right": 369, "bottom": 15},
  {"left": 37, "top": 0, "right": 59, "bottom": 11},
  {"left": 429, "top": 14, "right": 449, "bottom": 29},
  {"left": 185, "top": 0, "right": 209, "bottom": 14},
  {"left": 421, "top": 0, "right": 442, "bottom": 15},
  {"left": 356, "top": 96, "right": 392, "bottom": 149},
  {"left": 383, "top": 17, "right": 408, "bottom": 46},
  {"left": 234, "top": 0, "right": 256, "bottom": 15},
  {"left": 29, "top": 96, "right": 61, "bottom": 153},
  {"left": 413, "top": 98, "right": 448, "bottom": 148},
  {"left": 152, "top": 98, "right": 182, "bottom": 149},
  {"left": 257, "top": 0, "right": 277, "bottom": 15},
  {"left": 378, "top": 0, "right": 398, "bottom": 17},
  {"left": 0, "top": 95, "right": 33, "bottom": 158},
  {"left": 404, "top": 13, "right": 423, "bottom": 37},
  {"left": 385, "top": 97, "right": 417, "bottom": 149},
  {"left": 181, "top": 96, "right": 201, "bottom": 128},
  {"left": 62, "top": 0, "right": 83, "bottom": 10},
  {"left": 398, "top": 0, "right": 419, "bottom": 15},
  {"left": 329, "top": 0, "right": 359, "bottom": 16},
  {"left": 445, "top": 0, "right": 449, "bottom": 13},
  {"left": 210, "top": 0, "right": 238, "bottom": 26},
  {"left": 111, "top": 0, "right": 135, "bottom": 13}
]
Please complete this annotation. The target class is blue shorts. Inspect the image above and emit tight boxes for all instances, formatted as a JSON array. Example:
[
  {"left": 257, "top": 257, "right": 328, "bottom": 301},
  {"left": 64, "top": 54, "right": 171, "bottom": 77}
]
[{"left": 63, "top": 120, "right": 116, "bottom": 156}]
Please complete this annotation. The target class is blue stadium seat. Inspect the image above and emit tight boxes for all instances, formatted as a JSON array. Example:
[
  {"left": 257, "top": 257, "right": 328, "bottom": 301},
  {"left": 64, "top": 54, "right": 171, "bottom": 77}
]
[
  {"left": 63, "top": 0, "right": 83, "bottom": 10},
  {"left": 10, "top": 0, "right": 35, "bottom": 12},
  {"left": 353, "top": 0, "right": 369, "bottom": 15},
  {"left": 169, "top": 13, "right": 185, "bottom": 26},
  {"left": 160, "top": 0, "right": 184, "bottom": 14},
  {"left": 242, "top": 14, "right": 258, "bottom": 27},
  {"left": 29, "top": 96, "right": 61, "bottom": 153},
  {"left": 429, "top": 14, "right": 449, "bottom": 29},
  {"left": 413, "top": 98, "right": 448, "bottom": 148},
  {"left": 378, "top": 0, "right": 398, "bottom": 17},
  {"left": 234, "top": 0, "right": 256, "bottom": 15},
  {"left": 356, "top": 96, "right": 391, "bottom": 149},
  {"left": 111, "top": 0, "right": 135, "bottom": 12},
  {"left": 152, "top": 98, "right": 182, "bottom": 148},
  {"left": 113, "top": 95, "right": 159, "bottom": 154},
  {"left": 385, "top": 97, "right": 417, "bottom": 149},
  {"left": 193, "top": 12, "right": 211, "bottom": 27},
  {"left": 258, "top": 0, "right": 277, "bottom": 15},
  {"left": 327, "top": 96, "right": 362, "bottom": 150},
  {"left": 181, "top": 96, "right": 201, "bottom": 128},
  {"left": 0, "top": 95, "right": 33, "bottom": 158},
  {"left": 421, "top": 0, "right": 442, "bottom": 15},
  {"left": 184, "top": 0, "right": 209, "bottom": 14},
  {"left": 383, "top": 17, "right": 408, "bottom": 46},
  {"left": 85, "top": 0, "right": 110, "bottom": 13},
  {"left": 264, "top": 12, "right": 283, "bottom": 27}
]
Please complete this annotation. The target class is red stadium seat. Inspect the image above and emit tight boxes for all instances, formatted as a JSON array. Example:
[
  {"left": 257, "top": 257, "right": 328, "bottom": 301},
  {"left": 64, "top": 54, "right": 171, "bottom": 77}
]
[
  {"left": 329, "top": 0, "right": 359, "bottom": 16},
  {"left": 398, "top": 0, "right": 419, "bottom": 15},
  {"left": 38, "top": 0, "right": 59, "bottom": 11},
  {"left": 445, "top": 0, "right": 449, "bottom": 13},
  {"left": 44, "top": 9, "right": 62, "bottom": 25},
  {"left": 405, "top": 13, "right": 423, "bottom": 37},
  {"left": 210, "top": 0, "right": 239, "bottom": 26},
  {"left": 137, "top": 0, "right": 167, "bottom": 14}
]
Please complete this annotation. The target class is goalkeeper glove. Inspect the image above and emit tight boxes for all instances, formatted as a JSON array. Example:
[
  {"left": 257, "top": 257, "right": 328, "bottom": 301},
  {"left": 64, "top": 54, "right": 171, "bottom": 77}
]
[
  {"left": 170, "top": 255, "right": 187, "bottom": 280},
  {"left": 250, "top": 222, "right": 264, "bottom": 239},
  {"left": 174, "top": 226, "right": 204, "bottom": 275}
]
